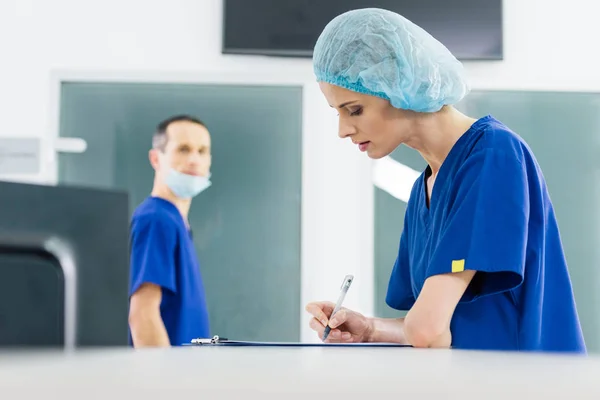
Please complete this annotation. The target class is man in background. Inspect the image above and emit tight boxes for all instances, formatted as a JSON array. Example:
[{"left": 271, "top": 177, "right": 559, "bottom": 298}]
[{"left": 128, "top": 115, "right": 212, "bottom": 347}]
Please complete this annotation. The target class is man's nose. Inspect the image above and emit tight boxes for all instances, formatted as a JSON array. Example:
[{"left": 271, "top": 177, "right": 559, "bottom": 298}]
[{"left": 188, "top": 157, "right": 210, "bottom": 176}]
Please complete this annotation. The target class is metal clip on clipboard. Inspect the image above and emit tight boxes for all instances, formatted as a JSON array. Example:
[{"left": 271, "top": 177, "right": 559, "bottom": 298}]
[{"left": 190, "top": 335, "right": 229, "bottom": 345}]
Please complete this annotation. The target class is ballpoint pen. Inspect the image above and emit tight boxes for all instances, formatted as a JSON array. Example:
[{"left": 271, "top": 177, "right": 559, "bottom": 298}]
[{"left": 322, "top": 274, "right": 354, "bottom": 342}]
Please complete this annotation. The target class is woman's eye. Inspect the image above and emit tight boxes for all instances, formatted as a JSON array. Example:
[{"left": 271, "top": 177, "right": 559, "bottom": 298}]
[{"left": 350, "top": 108, "right": 363, "bottom": 116}]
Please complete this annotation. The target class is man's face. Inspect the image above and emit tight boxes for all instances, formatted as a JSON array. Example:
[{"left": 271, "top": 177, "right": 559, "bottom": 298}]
[{"left": 151, "top": 120, "right": 212, "bottom": 181}]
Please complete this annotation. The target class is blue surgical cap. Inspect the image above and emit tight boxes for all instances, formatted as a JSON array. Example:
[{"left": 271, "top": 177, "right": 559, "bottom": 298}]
[{"left": 313, "top": 8, "right": 470, "bottom": 113}]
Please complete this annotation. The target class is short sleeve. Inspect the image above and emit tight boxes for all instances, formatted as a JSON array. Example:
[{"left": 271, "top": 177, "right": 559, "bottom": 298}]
[
  {"left": 385, "top": 214, "right": 416, "bottom": 311},
  {"left": 426, "top": 149, "right": 528, "bottom": 302},
  {"left": 129, "top": 214, "right": 178, "bottom": 296}
]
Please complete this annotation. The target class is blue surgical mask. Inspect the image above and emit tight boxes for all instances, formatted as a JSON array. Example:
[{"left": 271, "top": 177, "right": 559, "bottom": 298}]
[{"left": 165, "top": 168, "right": 211, "bottom": 199}]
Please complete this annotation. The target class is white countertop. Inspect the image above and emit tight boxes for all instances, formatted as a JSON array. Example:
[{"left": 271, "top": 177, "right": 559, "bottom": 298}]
[{"left": 0, "top": 346, "right": 598, "bottom": 399}]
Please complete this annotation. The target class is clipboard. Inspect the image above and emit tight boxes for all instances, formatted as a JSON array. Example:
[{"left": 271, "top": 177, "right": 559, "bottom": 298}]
[{"left": 186, "top": 335, "right": 412, "bottom": 347}]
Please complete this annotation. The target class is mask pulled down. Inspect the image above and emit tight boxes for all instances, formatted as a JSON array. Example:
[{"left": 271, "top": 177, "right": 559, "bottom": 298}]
[{"left": 165, "top": 169, "right": 211, "bottom": 199}]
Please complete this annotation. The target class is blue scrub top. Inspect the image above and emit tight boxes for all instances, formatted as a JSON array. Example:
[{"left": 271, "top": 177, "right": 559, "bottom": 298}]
[
  {"left": 129, "top": 196, "right": 210, "bottom": 346},
  {"left": 386, "top": 115, "right": 586, "bottom": 353}
]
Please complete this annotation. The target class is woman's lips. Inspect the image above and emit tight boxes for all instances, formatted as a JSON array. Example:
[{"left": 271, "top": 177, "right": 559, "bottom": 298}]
[{"left": 358, "top": 141, "right": 370, "bottom": 152}]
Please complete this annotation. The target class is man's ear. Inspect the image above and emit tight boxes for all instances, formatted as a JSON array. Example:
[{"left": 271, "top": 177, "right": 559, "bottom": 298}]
[{"left": 149, "top": 149, "right": 160, "bottom": 170}]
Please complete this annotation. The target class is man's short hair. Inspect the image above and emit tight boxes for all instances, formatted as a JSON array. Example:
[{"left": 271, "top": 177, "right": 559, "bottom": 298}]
[{"left": 152, "top": 115, "right": 207, "bottom": 151}]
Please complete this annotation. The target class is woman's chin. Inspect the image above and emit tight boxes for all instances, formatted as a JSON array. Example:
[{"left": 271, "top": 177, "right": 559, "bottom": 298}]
[{"left": 366, "top": 146, "right": 390, "bottom": 160}]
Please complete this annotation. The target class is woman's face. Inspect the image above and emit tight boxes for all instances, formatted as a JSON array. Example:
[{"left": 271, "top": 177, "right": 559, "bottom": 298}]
[{"left": 319, "top": 82, "right": 416, "bottom": 159}]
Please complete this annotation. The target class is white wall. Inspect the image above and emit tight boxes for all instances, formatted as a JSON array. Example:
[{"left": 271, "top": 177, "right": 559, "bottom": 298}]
[
  {"left": 466, "top": 1, "right": 600, "bottom": 92},
  {"left": 1, "top": 0, "right": 598, "bottom": 342}
]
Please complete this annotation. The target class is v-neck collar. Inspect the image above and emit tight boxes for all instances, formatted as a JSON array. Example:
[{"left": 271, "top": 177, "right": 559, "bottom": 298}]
[{"left": 420, "top": 115, "right": 492, "bottom": 214}]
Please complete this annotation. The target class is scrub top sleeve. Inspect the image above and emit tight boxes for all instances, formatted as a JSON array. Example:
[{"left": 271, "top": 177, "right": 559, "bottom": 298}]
[
  {"left": 385, "top": 218, "right": 416, "bottom": 310},
  {"left": 426, "top": 149, "right": 528, "bottom": 302},
  {"left": 129, "top": 214, "right": 178, "bottom": 296}
]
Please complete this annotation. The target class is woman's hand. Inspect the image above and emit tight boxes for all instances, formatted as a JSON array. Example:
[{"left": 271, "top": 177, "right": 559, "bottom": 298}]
[{"left": 305, "top": 301, "right": 374, "bottom": 343}]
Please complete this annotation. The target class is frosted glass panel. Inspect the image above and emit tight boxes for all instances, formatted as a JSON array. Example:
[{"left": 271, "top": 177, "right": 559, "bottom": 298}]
[{"left": 58, "top": 82, "right": 303, "bottom": 341}]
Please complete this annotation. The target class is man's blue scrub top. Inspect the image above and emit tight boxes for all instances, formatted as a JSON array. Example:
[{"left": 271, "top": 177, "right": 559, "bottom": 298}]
[{"left": 129, "top": 196, "right": 210, "bottom": 346}]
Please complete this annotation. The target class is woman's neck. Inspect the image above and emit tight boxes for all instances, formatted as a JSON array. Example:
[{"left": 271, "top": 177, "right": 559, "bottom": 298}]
[{"left": 404, "top": 107, "right": 478, "bottom": 175}]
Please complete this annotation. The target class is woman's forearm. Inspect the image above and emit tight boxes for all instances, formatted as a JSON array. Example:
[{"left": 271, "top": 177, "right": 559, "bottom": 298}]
[
  {"left": 367, "top": 317, "right": 409, "bottom": 344},
  {"left": 367, "top": 316, "right": 452, "bottom": 348}
]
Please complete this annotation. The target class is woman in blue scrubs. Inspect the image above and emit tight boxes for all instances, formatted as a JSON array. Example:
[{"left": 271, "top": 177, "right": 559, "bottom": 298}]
[{"left": 305, "top": 8, "right": 586, "bottom": 352}]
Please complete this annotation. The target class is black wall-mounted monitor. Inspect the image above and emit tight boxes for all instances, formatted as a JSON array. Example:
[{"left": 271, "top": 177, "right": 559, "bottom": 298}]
[
  {"left": 0, "top": 181, "right": 129, "bottom": 348},
  {"left": 223, "top": 0, "right": 503, "bottom": 60}
]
